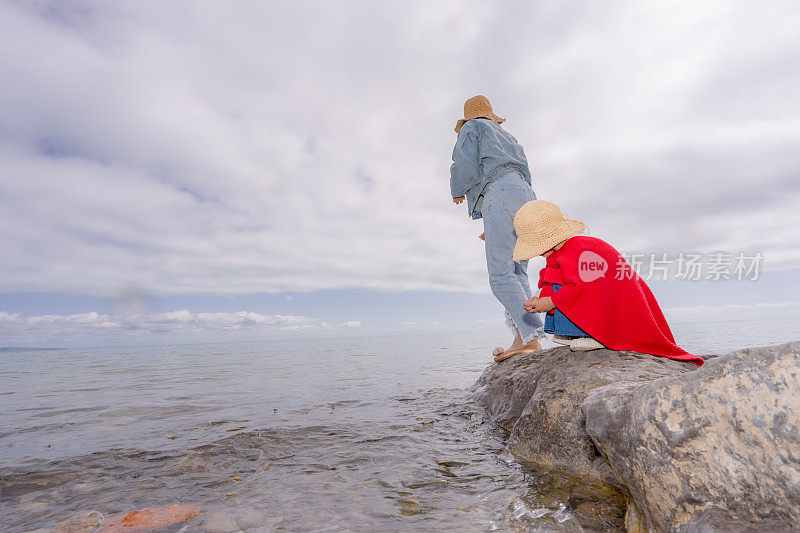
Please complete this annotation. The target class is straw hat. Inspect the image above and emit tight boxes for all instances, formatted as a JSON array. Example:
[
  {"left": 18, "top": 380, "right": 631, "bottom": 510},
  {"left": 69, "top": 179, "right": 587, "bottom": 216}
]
[
  {"left": 512, "top": 200, "right": 587, "bottom": 261},
  {"left": 454, "top": 95, "right": 505, "bottom": 133}
]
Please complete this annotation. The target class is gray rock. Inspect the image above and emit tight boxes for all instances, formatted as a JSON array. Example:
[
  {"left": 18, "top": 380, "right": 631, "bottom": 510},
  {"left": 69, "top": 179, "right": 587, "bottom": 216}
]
[
  {"left": 472, "top": 347, "right": 696, "bottom": 478},
  {"left": 471, "top": 346, "right": 697, "bottom": 505},
  {"left": 583, "top": 342, "right": 800, "bottom": 532}
]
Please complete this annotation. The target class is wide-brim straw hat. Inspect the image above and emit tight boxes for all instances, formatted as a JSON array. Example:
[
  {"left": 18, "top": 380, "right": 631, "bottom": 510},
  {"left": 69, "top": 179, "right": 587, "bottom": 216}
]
[
  {"left": 454, "top": 95, "right": 505, "bottom": 133},
  {"left": 513, "top": 200, "right": 587, "bottom": 261}
]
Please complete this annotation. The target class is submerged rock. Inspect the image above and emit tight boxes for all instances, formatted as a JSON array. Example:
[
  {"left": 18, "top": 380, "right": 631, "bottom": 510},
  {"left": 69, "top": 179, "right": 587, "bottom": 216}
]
[
  {"left": 54, "top": 511, "right": 103, "bottom": 533},
  {"left": 473, "top": 341, "right": 800, "bottom": 532},
  {"left": 54, "top": 506, "right": 200, "bottom": 533},
  {"left": 99, "top": 503, "right": 200, "bottom": 532},
  {"left": 584, "top": 342, "right": 800, "bottom": 532},
  {"left": 202, "top": 510, "right": 239, "bottom": 532}
]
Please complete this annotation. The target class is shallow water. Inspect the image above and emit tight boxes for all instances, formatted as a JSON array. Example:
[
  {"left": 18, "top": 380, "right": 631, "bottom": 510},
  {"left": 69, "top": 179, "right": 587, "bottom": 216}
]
[{"left": 1, "top": 321, "right": 798, "bottom": 532}]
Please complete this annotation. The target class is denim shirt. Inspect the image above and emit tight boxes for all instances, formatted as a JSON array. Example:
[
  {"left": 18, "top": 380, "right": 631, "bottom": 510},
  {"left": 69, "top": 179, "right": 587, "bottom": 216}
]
[{"left": 450, "top": 118, "right": 532, "bottom": 219}]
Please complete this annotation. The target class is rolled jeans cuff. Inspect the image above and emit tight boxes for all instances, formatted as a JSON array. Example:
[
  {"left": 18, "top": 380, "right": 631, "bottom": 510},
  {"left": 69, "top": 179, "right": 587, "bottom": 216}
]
[{"left": 505, "top": 310, "right": 546, "bottom": 343}]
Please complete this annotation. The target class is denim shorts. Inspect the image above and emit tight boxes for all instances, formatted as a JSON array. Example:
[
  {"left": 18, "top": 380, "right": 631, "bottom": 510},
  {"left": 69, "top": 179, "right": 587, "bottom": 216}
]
[{"left": 543, "top": 284, "right": 587, "bottom": 337}]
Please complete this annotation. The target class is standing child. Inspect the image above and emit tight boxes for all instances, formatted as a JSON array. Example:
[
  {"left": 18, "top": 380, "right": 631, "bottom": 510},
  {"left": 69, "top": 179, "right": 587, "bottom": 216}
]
[
  {"left": 513, "top": 200, "right": 704, "bottom": 366},
  {"left": 450, "top": 95, "right": 545, "bottom": 362}
]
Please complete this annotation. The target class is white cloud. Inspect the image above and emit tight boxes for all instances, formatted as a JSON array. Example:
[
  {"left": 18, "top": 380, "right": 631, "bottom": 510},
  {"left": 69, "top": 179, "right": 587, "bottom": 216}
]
[
  {"left": 0, "top": 309, "right": 321, "bottom": 347},
  {"left": 399, "top": 320, "right": 447, "bottom": 330},
  {"left": 340, "top": 320, "right": 361, "bottom": 328},
  {"left": 0, "top": 1, "right": 798, "bottom": 299}
]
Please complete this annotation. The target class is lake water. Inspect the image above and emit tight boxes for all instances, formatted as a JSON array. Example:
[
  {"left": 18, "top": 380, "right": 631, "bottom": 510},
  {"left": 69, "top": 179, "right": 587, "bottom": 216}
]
[{"left": 2, "top": 319, "right": 798, "bottom": 532}]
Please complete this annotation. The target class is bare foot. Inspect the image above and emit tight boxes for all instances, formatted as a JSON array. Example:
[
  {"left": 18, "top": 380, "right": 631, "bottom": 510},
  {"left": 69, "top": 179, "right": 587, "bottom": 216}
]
[
  {"left": 526, "top": 338, "right": 542, "bottom": 351},
  {"left": 493, "top": 338, "right": 542, "bottom": 362},
  {"left": 492, "top": 337, "right": 524, "bottom": 357}
]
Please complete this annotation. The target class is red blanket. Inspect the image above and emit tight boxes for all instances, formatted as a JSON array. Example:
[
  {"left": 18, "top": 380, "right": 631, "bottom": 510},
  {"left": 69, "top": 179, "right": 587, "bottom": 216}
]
[{"left": 539, "top": 236, "right": 703, "bottom": 366}]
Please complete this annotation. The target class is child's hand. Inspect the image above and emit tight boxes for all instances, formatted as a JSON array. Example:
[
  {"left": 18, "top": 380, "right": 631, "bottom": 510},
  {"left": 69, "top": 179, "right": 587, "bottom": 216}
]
[
  {"left": 452, "top": 196, "right": 465, "bottom": 205},
  {"left": 524, "top": 297, "right": 556, "bottom": 313},
  {"left": 534, "top": 296, "right": 555, "bottom": 313}
]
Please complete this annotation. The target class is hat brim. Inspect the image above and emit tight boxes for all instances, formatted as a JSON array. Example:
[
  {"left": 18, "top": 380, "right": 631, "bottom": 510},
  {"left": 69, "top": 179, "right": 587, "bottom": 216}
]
[
  {"left": 454, "top": 113, "right": 506, "bottom": 133},
  {"left": 512, "top": 220, "right": 586, "bottom": 261}
]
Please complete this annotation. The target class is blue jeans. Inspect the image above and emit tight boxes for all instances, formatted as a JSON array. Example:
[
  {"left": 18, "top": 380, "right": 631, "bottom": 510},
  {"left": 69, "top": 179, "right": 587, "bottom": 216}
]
[
  {"left": 482, "top": 172, "right": 544, "bottom": 343},
  {"left": 543, "top": 284, "right": 588, "bottom": 337}
]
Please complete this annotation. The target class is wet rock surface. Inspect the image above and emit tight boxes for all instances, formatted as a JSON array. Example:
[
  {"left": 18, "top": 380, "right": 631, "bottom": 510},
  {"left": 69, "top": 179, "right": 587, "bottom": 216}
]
[
  {"left": 676, "top": 507, "right": 798, "bottom": 533},
  {"left": 473, "top": 342, "right": 800, "bottom": 532}
]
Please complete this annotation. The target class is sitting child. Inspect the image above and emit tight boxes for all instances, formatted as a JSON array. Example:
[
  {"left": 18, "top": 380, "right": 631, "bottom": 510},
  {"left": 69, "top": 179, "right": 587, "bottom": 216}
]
[{"left": 512, "top": 200, "right": 704, "bottom": 366}]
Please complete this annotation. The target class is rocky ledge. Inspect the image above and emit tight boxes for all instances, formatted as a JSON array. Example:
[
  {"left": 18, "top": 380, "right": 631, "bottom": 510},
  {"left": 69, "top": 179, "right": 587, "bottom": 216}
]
[{"left": 471, "top": 341, "right": 800, "bottom": 533}]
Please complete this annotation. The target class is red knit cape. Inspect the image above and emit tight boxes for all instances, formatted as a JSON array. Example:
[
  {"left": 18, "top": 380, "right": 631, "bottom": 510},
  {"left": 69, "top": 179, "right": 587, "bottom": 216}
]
[{"left": 539, "top": 236, "right": 703, "bottom": 366}]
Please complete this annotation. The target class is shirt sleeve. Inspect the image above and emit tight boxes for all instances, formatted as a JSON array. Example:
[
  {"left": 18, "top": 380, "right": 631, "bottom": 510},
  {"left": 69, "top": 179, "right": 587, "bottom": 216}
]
[
  {"left": 449, "top": 127, "right": 478, "bottom": 198},
  {"left": 518, "top": 145, "right": 532, "bottom": 180},
  {"left": 547, "top": 249, "right": 584, "bottom": 311},
  {"left": 549, "top": 260, "right": 587, "bottom": 313},
  {"left": 509, "top": 133, "right": 532, "bottom": 180}
]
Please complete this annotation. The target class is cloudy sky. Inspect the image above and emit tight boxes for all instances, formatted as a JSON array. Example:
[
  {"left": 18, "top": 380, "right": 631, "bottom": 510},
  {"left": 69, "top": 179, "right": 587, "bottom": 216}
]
[{"left": 1, "top": 0, "right": 799, "bottom": 347}]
